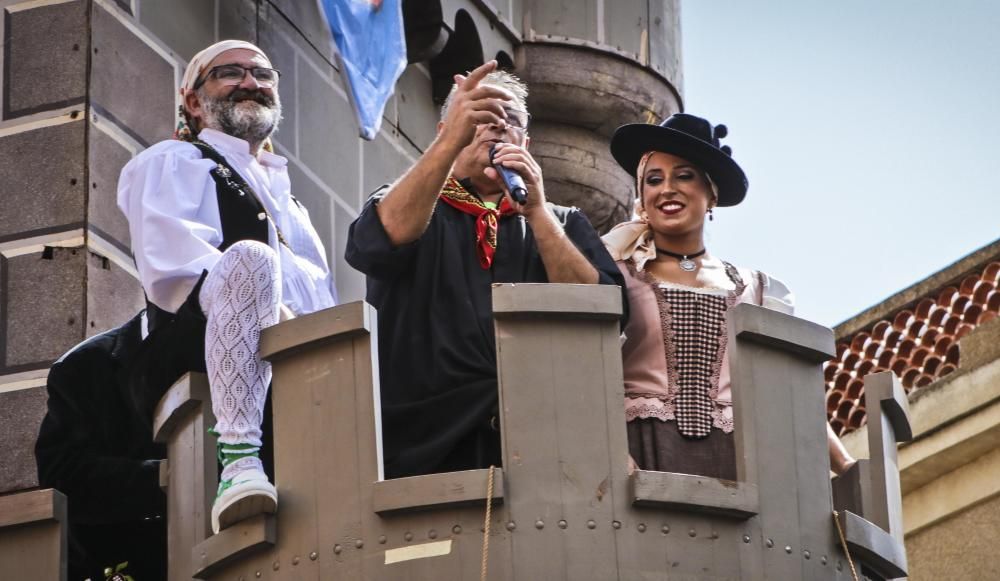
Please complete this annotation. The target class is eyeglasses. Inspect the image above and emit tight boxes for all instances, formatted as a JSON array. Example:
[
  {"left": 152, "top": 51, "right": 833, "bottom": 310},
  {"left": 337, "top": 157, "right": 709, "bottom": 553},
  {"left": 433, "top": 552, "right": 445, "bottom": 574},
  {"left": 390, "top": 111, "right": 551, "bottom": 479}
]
[
  {"left": 504, "top": 108, "right": 531, "bottom": 131},
  {"left": 193, "top": 64, "right": 281, "bottom": 90}
]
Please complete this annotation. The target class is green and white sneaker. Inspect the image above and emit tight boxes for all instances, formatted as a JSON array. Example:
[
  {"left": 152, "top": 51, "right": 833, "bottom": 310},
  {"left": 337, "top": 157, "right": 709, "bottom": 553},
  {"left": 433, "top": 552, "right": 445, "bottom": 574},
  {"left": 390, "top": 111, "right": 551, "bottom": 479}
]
[{"left": 210, "top": 445, "right": 277, "bottom": 535}]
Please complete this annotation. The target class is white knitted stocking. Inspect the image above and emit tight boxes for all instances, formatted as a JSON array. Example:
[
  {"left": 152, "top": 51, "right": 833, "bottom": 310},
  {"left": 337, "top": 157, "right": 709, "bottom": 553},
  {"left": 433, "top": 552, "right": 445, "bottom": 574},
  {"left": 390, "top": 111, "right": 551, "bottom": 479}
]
[{"left": 199, "top": 240, "right": 280, "bottom": 458}]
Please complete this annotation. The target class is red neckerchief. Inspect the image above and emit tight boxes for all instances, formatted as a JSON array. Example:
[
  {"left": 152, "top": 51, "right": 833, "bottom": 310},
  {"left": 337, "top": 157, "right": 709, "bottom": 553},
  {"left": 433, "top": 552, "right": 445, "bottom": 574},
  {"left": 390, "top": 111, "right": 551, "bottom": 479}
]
[{"left": 438, "top": 176, "right": 517, "bottom": 269}]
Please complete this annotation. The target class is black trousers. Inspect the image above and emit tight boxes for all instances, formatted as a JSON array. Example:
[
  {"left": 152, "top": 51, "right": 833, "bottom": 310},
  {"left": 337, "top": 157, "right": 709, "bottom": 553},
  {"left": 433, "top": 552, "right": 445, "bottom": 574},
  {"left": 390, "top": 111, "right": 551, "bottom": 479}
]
[{"left": 131, "top": 274, "right": 274, "bottom": 477}]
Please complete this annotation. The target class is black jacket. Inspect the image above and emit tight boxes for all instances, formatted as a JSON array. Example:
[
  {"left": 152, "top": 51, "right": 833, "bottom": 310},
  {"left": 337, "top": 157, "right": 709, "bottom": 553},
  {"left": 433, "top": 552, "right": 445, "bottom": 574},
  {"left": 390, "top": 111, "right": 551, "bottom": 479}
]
[
  {"left": 347, "top": 190, "right": 627, "bottom": 477},
  {"left": 35, "top": 311, "right": 167, "bottom": 581}
]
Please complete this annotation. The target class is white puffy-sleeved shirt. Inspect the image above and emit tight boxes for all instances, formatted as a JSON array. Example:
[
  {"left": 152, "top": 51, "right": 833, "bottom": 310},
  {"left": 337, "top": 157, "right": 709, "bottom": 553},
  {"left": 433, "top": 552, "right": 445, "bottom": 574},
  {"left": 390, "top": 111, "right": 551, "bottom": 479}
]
[{"left": 117, "top": 128, "right": 337, "bottom": 315}]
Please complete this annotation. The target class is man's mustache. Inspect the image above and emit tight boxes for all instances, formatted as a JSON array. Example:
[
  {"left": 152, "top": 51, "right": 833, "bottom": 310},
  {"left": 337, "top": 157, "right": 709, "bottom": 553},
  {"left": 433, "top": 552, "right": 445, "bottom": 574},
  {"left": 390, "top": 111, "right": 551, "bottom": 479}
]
[{"left": 227, "top": 89, "right": 276, "bottom": 107}]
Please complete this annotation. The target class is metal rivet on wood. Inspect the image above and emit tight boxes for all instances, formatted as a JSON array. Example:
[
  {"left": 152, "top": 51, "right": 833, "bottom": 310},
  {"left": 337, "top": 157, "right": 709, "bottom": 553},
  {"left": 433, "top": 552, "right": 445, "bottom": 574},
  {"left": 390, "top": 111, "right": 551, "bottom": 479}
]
[
  {"left": 558, "top": 520, "right": 568, "bottom": 529},
  {"left": 661, "top": 525, "right": 670, "bottom": 535},
  {"left": 766, "top": 539, "right": 774, "bottom": 548},
  {"left": 452, "top": 526, "right": 462, "bottom": 535},
  {"left": 785, "top": 546, "right": 793, "bottom": 554},
  {"left": 292, "top": 556, "right": 300, "bottom": 565},
  {"left": 612, "top": 521, "right": 621, "bottom": 530},
  {"left": 688, "top": 529, "right": 696, "bottom": 538},
  {"left": 404, "top": 532, "right": 413, "bottom": 542},
  {"left": 309, "top": 551, "right": 318, "bottom": 561},
  {"left": 272, "top": 561, "right": 280, "bottom": 570},
  {"left": 334, "top": 544, "right": 342, "bottom": 554},
  {"left": 505, "top": 521, "right": 516, "bottom": 531},
  {"left": 535, "top": 520, "right": 544, "bottom": 530},
  {"left": 637, "top": 523, "right": 646, "bottom": 532},
  {"left": 743, "top": 535, "right": 751, "bottom": 543},
  {"left": 379, "top": 535, "right": 387, "bottom": 544},
  {"left": 586, "top": 520, "right": 596, "bottom": 529},
  {"left": 355, "top": 540, "right": 364, "bottom": 548},
  {"left": 804, "top": 550, "right": 811, "bottom": 559}
]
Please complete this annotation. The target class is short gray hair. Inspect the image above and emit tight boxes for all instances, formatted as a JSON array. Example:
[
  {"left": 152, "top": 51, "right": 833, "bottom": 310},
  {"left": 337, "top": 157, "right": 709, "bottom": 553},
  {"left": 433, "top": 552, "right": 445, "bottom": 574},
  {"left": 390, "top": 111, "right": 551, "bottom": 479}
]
[{"left": 440, "top": 69, "right": 529, "bottom": 120}]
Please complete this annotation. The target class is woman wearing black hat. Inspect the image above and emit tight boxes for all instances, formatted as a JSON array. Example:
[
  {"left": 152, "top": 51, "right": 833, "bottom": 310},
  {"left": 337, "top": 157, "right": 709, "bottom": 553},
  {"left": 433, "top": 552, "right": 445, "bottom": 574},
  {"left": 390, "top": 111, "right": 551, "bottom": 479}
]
[{"left": 603, "top": 113, "right": 854, "bottom": 479}]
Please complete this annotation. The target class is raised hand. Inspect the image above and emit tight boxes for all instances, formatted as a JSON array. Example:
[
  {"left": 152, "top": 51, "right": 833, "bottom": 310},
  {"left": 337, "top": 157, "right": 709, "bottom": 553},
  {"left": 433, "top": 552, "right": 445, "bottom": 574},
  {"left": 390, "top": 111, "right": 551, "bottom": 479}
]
[{"left": 438, "top": 60, "right": 516, "bottom": 152}]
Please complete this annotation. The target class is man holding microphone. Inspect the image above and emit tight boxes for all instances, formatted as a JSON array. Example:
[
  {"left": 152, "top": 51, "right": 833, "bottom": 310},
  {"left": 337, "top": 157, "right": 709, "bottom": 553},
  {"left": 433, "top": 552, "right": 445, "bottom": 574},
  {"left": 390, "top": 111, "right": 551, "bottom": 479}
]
[{"left": 347, "top": 61, "right": 624, "bottom": 478}]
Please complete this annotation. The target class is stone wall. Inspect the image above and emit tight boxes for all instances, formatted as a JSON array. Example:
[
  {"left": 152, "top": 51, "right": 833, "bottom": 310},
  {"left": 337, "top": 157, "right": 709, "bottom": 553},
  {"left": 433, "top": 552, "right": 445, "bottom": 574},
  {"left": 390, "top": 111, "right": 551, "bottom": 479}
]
[
  {"left": 0, "top": 0, "right": 683, "bottom": 496},
  {"left": 0, "top": 0, "right": 456, "bottom": 494}
]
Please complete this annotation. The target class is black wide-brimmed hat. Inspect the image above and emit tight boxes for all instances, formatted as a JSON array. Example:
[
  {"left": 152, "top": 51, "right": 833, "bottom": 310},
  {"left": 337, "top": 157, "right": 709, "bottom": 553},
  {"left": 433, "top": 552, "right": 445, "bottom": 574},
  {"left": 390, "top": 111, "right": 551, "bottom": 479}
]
[{"left": 610, "top": 113, "right": 748, "bottom": 206}]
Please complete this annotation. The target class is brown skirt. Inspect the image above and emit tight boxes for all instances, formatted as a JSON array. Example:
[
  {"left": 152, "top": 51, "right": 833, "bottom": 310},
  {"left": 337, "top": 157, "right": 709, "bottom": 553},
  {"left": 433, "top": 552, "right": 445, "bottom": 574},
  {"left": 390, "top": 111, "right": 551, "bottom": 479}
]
[{"left": 627, "top": 418, "right": 737, "bottom": 480}]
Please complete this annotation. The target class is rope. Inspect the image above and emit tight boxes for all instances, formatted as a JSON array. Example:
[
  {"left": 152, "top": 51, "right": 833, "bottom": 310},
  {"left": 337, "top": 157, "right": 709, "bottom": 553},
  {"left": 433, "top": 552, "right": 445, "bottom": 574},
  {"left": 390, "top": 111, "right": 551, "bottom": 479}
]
[
  {"left": 480, "top": 466, "right": 496, "bottom": 581},
  {"left": 833, "top": 510, "right": 860, "bottom": 581}
]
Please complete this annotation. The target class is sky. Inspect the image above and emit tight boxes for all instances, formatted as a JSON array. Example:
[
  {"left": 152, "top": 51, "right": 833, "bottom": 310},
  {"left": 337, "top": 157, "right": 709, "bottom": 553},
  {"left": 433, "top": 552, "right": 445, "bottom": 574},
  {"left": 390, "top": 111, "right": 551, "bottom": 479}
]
[{"left": 680, "top": 1, "right": 1000, "bottom": 327}]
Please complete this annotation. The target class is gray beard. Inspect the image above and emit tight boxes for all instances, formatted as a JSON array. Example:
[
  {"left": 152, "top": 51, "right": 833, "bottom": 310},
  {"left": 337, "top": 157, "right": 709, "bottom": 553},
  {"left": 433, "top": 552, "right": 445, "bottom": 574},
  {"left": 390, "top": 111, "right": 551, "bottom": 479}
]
[{"left": 200, "top": 92, "right": 282, "bottom": 148}]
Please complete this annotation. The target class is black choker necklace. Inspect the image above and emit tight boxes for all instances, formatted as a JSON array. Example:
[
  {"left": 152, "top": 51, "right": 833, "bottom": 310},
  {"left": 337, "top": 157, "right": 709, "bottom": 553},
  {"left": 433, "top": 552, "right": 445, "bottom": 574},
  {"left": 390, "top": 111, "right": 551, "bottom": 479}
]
[{"left": 656, "top": 247, "right": 706, "bottom": 272}]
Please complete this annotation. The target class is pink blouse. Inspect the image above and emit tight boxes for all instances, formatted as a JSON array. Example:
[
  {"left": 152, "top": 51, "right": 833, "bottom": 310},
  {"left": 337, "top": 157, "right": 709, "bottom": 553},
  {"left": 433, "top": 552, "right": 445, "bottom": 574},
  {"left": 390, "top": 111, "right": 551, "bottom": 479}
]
[{"left": 618, "top": 259, "right": 794, "bottom": 432}]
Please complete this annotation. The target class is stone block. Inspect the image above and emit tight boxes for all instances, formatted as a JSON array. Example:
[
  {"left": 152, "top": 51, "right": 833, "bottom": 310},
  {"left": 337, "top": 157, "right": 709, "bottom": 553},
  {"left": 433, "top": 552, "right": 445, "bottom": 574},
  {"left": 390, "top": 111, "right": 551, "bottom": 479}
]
[
  {"left": 603, "top": 0, "right": 646, "bottom": 60},
  {"left": 258, "top": 8, "right": 298, "bottom": 153},
  {"left": 3, "top": 248, "right": 86, "bottom": 369},
  {"left": 297, "top": 55, "right": 359, "bottom": 203},
  {"left": 286, "top": 162, "right": 332, "bottom": 258},
  {"left": 529, "top": 121, "right": 633, "bottom": 233},
  {"left": 135, "top": 0, "right": 214, "bottom": 62},
  {"left": 85, "top": 251, "right": 144, "bottom": 338},
  {"left": 0, "top": 386, "right": 47, "bottom": 493},
  {"left": 519, "top": 43, "right": 680, "bottom": 138},
  {"left": 333, "top": 204, "right": 365, "bottom": 303},
  {"left": 361, "top": 130, "right": 416, "bottom": 208},
  {"left": 0, "top": 120, "right": 86, "bottom": 240},
  {"left": 648, "top": 0, "right": 683, "bottom": 90},
  {"left": 907, "top": 493, "right": 1000, "bottom": 580},
  {"left": 521, "top": 0, "right": 598, "bottom": 40},
  {"left": 267, "top": 0, "right": 336, "bottom": 65},
  {"left": 91, "top": 1, "right": 177, "bottom": 147},
  {"left": 87, "top": 120, "right": 133, "bottom": 251},
  {"left": 218, "top": 0, "right": 257, "bottom": 41},
  {"left": 2, "top": 0, "right": 87, "bottom": 118},
  {"left": 396, "top": 64, "right": 437, "bottom": 152}
]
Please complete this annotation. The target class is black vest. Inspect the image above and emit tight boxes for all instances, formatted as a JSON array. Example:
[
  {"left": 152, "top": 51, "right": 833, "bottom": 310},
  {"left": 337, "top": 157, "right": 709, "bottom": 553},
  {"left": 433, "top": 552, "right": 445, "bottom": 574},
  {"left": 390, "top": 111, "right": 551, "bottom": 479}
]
[
  {"left": 192, "top": 141, "right": 270, "bottom": 251},
  {"left": 145, "top": 142, "right": 271, "bottom": 331}
]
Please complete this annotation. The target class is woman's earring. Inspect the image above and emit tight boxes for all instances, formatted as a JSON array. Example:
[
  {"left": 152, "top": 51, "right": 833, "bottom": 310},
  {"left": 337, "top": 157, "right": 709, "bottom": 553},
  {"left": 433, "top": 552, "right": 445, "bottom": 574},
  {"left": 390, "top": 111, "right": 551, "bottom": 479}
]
[{"left": 708, "top": 208, "right": 714, "bottom": 221}]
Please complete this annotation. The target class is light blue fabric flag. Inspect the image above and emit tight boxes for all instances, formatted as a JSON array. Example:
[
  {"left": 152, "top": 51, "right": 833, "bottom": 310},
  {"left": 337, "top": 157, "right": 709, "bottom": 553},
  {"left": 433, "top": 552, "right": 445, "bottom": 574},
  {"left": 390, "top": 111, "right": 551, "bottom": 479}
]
[{"left": 318, "top": 0, "right": 408, "bottom": 141}]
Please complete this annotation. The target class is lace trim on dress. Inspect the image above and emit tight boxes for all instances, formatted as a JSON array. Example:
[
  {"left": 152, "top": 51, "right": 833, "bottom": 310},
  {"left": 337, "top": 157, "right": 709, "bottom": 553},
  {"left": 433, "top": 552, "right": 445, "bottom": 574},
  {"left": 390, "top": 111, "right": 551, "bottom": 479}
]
[
  {"left": 624, "top": 395, "right": 676, "bottom": 422},
  {"left": 627, "top": 260, "right": 746, "bottom": 434},
  {"left": 707, "top": 262, "right": 746, "bottom": 403},
  {"left": 630, "top": 263, "right": 682, "bottom": 411}
]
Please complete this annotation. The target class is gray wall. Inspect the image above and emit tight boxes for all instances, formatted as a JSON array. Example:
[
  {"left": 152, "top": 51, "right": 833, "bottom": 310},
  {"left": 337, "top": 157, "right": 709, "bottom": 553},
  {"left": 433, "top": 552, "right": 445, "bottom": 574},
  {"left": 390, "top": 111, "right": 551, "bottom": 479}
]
[
  {"left": 0, "top": 0, "right": 682, "bottom": 494},
  {"left": 0, "top": 0, "right": 445, "bottom": 494}
]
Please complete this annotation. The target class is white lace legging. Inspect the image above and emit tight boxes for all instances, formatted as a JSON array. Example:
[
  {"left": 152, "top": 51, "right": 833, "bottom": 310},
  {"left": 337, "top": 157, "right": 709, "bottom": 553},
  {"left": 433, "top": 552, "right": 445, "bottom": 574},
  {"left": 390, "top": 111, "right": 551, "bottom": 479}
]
[{"left": 199, "top": 240, "right": 281, "bottom": 451}]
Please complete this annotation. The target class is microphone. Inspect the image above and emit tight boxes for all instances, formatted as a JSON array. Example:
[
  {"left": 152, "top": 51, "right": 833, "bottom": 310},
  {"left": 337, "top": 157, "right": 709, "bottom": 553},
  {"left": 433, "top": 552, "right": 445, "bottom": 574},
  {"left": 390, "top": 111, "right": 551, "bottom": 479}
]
[{"left": 489, "top": 143, "right": 528, "bottom": 205}]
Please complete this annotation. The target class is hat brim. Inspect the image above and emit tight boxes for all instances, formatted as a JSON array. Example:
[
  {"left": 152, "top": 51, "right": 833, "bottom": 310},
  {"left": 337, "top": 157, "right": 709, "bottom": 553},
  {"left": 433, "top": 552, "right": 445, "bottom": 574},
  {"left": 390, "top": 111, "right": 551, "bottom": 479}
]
[{"left": 610, "top": 123, "right": 748, "bottom": 207}]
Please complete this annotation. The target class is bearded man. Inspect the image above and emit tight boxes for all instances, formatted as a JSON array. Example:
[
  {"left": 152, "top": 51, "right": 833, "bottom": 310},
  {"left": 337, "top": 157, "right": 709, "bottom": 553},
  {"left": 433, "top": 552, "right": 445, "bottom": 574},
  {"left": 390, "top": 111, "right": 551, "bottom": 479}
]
[{"left": 117, "top": 40, "right": 337, "bottom": 534}]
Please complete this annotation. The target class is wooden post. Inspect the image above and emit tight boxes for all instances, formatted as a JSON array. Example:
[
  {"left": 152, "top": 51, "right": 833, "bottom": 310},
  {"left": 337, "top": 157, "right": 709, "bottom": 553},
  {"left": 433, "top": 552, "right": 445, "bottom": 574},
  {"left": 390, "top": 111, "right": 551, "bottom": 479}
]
[
  {"left": 0, "top": 488, "right": 67, "bottom": 581},
  {"left": 728, "top": 302, "right": 841, "bottom": 580},
  {"left": 863, "top": 371, "right": 911, "bottom": 543},
  {"left": 831, "top": 371, "right": 911, "bottom": 580},
  {"left": 492, "top": 283, "right": 626, "bottom": 581},
  {"left": 153, "top": 372, "right": 218, "bottom": 581}
]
